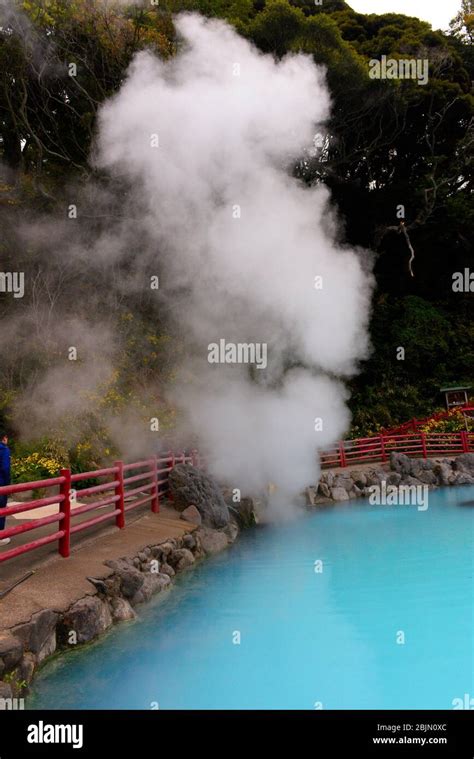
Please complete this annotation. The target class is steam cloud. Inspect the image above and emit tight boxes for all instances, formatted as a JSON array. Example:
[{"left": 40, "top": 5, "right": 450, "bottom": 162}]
[{"left": 95, "top": 14, "right": 373, "bottom": 511}]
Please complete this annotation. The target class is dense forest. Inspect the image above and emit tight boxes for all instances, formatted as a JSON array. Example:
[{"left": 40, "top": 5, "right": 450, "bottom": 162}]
[{"left": 0, "top": 0, "right": 472, "bottom": 478}]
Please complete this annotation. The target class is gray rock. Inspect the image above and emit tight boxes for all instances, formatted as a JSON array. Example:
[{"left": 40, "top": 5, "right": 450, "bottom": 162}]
[
  {"left": 318, "top": 481, "right": 331, "bottom": 499},
  {"left": 160, "top": 562, "right": 175, "bottom": 578},
  {"left": 156, "top": 541, "right": 176, "bottom": 559},
  {"left": 320, "top": 471, "right": 335, "bottom": 488},
  {"left": 455, "top": 453, "right": 474, "bottom": 473},
  {"left": 386, "top": 471, "right": 402, "bottom": 486},
  {"left": 224, "top": 522, "right": 239, "bottom": 543},
  {"left": 117, "top": 567, "right": 145, "bottom": 600},
  {"left": 234, "top": 497, "right": 258, "bottom": 528},
  {"left": 17, "top": 653, "right": 36, "bottom": 686},
  {"left": 348, "top": 484, "right": 363, "bottom": 498},
  {"left": 196, "top": 527, "right": 229, "bottom": 555},
  {"left": 86, "top": 577, "right": 108, "bottom": 595},
  {"left": 390, "top": 452, "right": 412, "bottom": 475},
  {"left": 110, "top": 597, "right": 137, "bottom": 623},
  {"left": 453, "top": 472, "right": 474, "bottom": 485},
  {"left": 0, "top": 682, "right": 13, "bottom": 700},
  {"left": 12, "top": 609, "right": 58, "bottom": 664},
  {"left": 180, "top": 505, "right": 202, "bottom": 526},
  {"left": 169, "top": 548, "right": 195, "bottom": 571},
  {"left": 182, "top": 533, "right": 196, "bottom": 550},
  {"left": 59, "top": 596, "right": 113, "bottom": 644},
  {"left": 130, "top": 572, "right": 170, "bottom": 605},
  {"left": 0, "top": 634, "right": 23, "bottom": 674},
  {"left": 306, "top": 486, "right": 318, "bottom": 506},
  {"left": 366, "top": 471, "right": 384, "bottom": 486},
  {"left": 333, "top": 476, "right": 353, "bottom": 491},
  {"left": 350, "top": 471, "right": 367, "bottom": 488},
  {"left": 416, "top": 470, "right": 438, "bottom": 486},
  {"left": 330, "top": 487, "right": 349, "bottom": 501},
  {"left": 168, "top": 464, "right": 230, "bottom": 528},
  {"left": 435, "top": 462, "right": 452, "bottom": 485}
]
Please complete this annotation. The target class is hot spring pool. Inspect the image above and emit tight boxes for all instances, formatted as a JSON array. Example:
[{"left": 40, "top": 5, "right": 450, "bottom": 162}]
[{"left": 28, "top": 486, "right": 474, "bottom": 709}]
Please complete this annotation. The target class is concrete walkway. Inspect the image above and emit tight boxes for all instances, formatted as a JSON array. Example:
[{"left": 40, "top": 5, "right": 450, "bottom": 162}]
[{"left": 0, "top": 503, "right": 195, "bottom": 631}]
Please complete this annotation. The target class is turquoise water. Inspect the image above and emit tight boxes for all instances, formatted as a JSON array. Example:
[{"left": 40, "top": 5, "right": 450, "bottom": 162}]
[{"left": 29, "top": 487, "right": 474, "bottom": 710}]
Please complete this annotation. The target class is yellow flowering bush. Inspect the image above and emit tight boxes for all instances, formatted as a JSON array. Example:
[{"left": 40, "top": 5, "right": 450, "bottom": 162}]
[
  {"left": 420, "top": 408, "right": 474, "bottom": 434},
  {"left": 12, "top": 452, "right": 64, "bottom": 484}
]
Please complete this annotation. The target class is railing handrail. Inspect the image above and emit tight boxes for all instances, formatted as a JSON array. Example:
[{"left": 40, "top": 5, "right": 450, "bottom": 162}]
[
  {"left": 320, "top": 429, "right": 470, "bottom": 469},
  {"left": 0, "top": 450, "right": 199, "bottom": 565}
]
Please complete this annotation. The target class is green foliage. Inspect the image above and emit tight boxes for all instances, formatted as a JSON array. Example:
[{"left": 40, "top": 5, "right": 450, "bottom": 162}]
[{"left": 0, "top": 0, "right": 472, "bottom": 448}]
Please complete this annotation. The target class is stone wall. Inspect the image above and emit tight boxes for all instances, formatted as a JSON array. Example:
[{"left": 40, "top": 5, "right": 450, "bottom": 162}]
[
  {"left": 308, "top": 452, "right": 474, "bottom": 504},
  {"left": 0, "top": 523, "right": 239, "bottom": 705}
]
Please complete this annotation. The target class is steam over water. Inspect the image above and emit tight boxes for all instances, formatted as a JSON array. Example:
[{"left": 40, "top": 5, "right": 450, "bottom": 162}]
[{"left": 95, "top": 14, "right": 374, "bottom": 510}]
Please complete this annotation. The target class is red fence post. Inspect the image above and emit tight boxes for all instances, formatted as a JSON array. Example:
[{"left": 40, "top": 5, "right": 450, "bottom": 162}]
[
  {"left": 151, "top": 456, "right": 159, "bottom": 514},
  {"left": 420, "top": 432, "right": 428, "bottom": 459},
  {"left": 380, "top": 435, "right": 387, "bottom": 462},
  {"left": 59, "top": 468, "right": 71, "bottom": 558},
  {"left": 412, "top": 418, "right": 417, "bottom": 433},
  {"left": 339, "top": 441, "right": 346, "bottom": 468},
  {"left": 114, "top": 461, "right": 125, "bottom": 529},
  {"left": 461, "top": 430, "right": 469, "bottom": 453}
]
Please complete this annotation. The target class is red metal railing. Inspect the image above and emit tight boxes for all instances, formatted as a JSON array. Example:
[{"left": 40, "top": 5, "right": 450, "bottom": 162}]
[
  {"left": 320, "top": 431, "right": 473, "bottom": 469},
  {"left": 0, "top": 450, "right": 199, "bottom": 565},
  {"left": 1, "top": 432, "right": 471, "bottom": 565}
]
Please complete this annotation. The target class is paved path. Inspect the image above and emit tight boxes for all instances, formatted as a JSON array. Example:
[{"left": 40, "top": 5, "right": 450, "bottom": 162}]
[{"left": 0, "top": 504, "right": 195, "bottom": 630}]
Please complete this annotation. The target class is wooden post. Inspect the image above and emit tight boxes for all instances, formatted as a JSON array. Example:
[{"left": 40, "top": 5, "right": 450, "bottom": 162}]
[
  {"left": 420, "top": 432, "right": 428, "bottom": 459},
  {"left": 380, "top": 435, "right": 387, "bottom": 462},
  {"left": 114, "top": 461, "right": 125, "bottom": 529},
  {"left": 151, "top": 456, "right": 159, "bottom": 513},
  {"left": 59, "top": 468, "right": 71, "bottom": 558},
  {"left": 461, "top": 430, "right": 469, "bottom": 453},
  {"left": 168, "top": 451, "right": 175, "bottom": 502},
  {"left": 339, "top": 441, "right": 346, "bottom": 468}
]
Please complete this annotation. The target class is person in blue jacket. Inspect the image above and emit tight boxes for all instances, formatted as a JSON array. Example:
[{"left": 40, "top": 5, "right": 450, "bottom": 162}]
[{"left": 0, "top": 432, "right": 11, "bottom": 546}]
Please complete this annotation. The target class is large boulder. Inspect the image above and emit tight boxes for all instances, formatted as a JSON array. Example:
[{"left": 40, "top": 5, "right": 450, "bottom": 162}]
[
  {"left": 234, "top": 497, "right": 258, "bottom": 528},
  {"left": 169, "top": 548, "right": 195, "bottom": 571},
  {"left": 390, "top": 452, "right": 412, "bottom": 475},
  {"left": 180, "top": 505, "right": 202, "bottom": 526},
  {"left": 130, "top": 573, "right": 170, "bottom": 606},
  {"left": 333, "top": 476, "right": 353, "bottom": 491},
  {"left": 350, "top": 471, "right": 367, "bottom": 488},
  {"left": 416, "top": 470, "right": 438, "bottom": 486},
  {"left": 105, "top": 560, "right": 145, "bottom": 600},
  {"left": 109, "top": 598, "right": 137, "bottom": 623},
  {"left": 455, "top": 453, "right": 474, "bottom": 473},
  {"left": 13, "top": 609, "right": 59, "bottom": 664},
  {"left": 0, "top": 682, "right": 13, "bottom": 701},
  {"left": 330, "top": 487, "right": 349, "bottom": 501},
  {"left": 0, "top": 634, "right": 23, "bottom": 676},
  {"left": 196, "top": 527, "right": 229, "bottom": 556},
  {"left": 434, "top": 461, "right": 453, "bottom": 485},
  {"left": 169, "top": 464, "right": 230, "bottom": 528},
  {"left": 59, "top": 596, "right": 113, "bottom": 644}
]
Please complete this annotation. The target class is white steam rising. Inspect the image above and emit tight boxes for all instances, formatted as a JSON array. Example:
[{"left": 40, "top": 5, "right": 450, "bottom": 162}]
[{"left": 95, "top": 13, "right": 373, "bottom": 510}]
